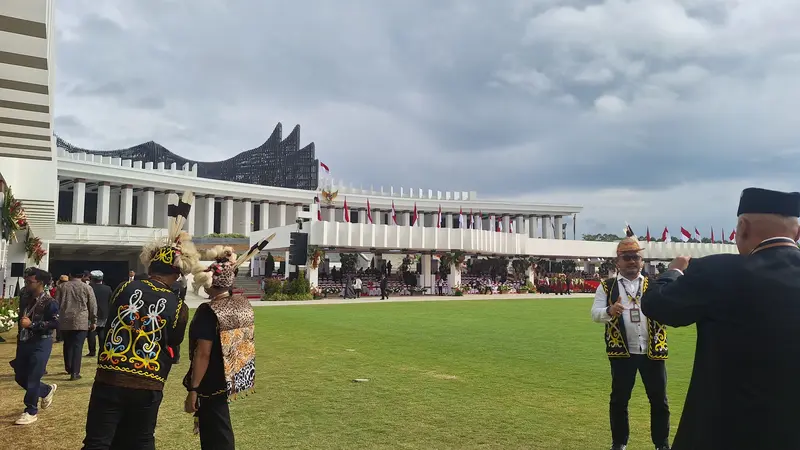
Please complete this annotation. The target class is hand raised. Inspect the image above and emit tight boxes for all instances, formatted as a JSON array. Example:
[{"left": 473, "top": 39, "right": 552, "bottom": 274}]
[
  {"left": 20, "top": 316, "right": 32, "bottom": 329},
  {"left": 669, "top": 256, "right": 691, "bottom": 272}
]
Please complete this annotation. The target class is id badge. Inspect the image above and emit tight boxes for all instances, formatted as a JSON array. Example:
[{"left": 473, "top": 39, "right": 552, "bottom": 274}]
[{"left": 629, "top": 308, "right": 641, "bottom": 323}]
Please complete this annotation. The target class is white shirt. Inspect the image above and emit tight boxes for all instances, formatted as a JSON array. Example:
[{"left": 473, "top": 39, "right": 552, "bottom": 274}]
[
  {"left": 354, "top": 278, "right": 362, "bottom": 289},
  {"left": 591, "top": 274, "right": 649, "bottom": 355}
]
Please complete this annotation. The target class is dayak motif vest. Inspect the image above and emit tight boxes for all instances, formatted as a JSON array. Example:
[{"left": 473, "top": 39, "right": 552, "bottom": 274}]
[
  {"left": 601, "top": 277, "right": 668, "bottom": 360},
  {"left": 98, "top": 279, "right": 182, "bottom": 385}
]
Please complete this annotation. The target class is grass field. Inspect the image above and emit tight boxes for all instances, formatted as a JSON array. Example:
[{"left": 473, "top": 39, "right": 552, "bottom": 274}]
[{"left": 0, "top": 297, "right": 696, "bottom": 449}]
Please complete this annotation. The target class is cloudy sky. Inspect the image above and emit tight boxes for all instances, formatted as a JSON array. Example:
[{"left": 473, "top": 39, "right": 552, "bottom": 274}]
[{"left": 53, "top": 0, "right": 800, "bottom": 237}]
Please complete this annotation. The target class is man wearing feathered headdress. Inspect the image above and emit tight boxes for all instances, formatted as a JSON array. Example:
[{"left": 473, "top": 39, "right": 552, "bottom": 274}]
[
  {"left": 184, "top": 236, "right": 271, "bottom": 450},
  {"left": 82, "top": 192, "right": 201, "bottom": 450}
]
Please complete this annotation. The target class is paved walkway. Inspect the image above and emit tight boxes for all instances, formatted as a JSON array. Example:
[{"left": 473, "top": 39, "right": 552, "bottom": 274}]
[{"left": 184, "top": 291, "right": 591, "bottom": 308}]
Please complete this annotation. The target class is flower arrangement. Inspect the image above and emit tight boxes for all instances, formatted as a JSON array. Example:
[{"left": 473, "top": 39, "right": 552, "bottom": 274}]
[
  {"left": 452, "top": 284, "right": 467, "bottom": 296},
  {"left": 25, "top": 234, "right": 47, "bottom": 265},
  {"left": 323, "top": 286, "right": 342, "bottom": 295},
  {"left": 1, "top": 186, "right": 27, "bottom": 242},
  {"left": 310, "top": 285, "right": 324, "bottom": 299},
  {"left": 308, "top": 246, "right": 326, "bottom": 269},
  {"left": 0, "top": 297, "right": 20, "bottom": 333},
  {"left": 498, "top": 283, "right": 511, "bottom": 294}
]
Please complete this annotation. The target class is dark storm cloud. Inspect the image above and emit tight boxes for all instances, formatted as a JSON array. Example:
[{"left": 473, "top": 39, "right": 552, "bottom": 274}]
[{"left": 53, "top": 0, "right": 800, "bottom": 232}]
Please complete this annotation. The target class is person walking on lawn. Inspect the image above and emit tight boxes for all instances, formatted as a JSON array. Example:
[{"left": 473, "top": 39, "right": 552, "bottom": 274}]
[{"left": 11, "top": 268, "right": 59, "bottom": 425}]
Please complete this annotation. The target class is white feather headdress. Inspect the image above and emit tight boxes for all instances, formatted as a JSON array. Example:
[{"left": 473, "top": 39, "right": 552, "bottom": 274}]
[
  {"left": 140, "top": 191, "right": 201, "bottom": 276},
  {"left": 192, "top": 233, "right": 275, "bottom": 292}
]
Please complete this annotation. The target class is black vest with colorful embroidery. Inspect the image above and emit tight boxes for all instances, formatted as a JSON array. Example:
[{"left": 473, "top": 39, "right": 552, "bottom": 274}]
[
  {"left": 601, "top": 277, "right": 668, "bottom": 360},
  {"left": 98, "top": 279, "right": 182, "bottom": 385}
]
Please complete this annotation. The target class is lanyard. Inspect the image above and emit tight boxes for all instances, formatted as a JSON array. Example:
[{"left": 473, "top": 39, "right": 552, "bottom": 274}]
[
  {"left": 620, "top": 278, "right": 642, "bottom": 304},
  {"left": 24, "top": 293, "right": 45, "bottom": 317}
]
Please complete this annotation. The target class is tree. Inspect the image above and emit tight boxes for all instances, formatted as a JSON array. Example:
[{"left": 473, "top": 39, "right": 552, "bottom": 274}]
[
  {"left": 582, "top": 233, "right": 623, "bottom": 242},
  {"left": 265, "top": 252, "right": 274, "bottom": 277},
  {"left": 561, "top": 259, "right": 577, "bottom": 273},
  {"left": 340, "top": 253, "right": 358, "bottom": 273},
  {"left": 599, "top": 258, "right": 616, "bottom": 276}
]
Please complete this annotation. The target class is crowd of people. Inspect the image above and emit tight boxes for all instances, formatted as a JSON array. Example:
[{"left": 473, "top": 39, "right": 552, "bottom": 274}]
[{"left": 9, "top": 187, "right": 800, "bottom": 449}]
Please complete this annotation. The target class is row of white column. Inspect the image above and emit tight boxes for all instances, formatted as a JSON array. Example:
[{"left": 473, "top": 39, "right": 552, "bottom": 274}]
[
  {"left": 70, "top": 179, "right": 304, "bottom": 236},
  {"left": 322, "top": 206, "right": 565, "bottom": 239}
]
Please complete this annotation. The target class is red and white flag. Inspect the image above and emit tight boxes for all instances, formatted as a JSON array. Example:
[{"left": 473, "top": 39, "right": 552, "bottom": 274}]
[
  {"left": 495, "top": 216, "right": 502, "bottom": 232},
  {"left": 469, "top": 209, "right": 474, "bottom": 229},
  {"left": 711, "top": 227, "right": 715, "bottom": 243},
  {"left": 391, "top": 201, "right": 397, "bottom": 224},
  {"left": 320, "top": 162, "right": 330, "bottom": 173},
  {"left": 343, "top": 198, "right": 350, "bottom": 223},
  {"left": 412, "top": 203, "right": 419, "bottom": 226},
  {"left": 694, "top": 227, "right": 701, "bottom": 241},
  {"left": 729, "top": 229, "right": 736, "bottom": 242},
  {"left": 477, "top": 211, "right": 483, "bottom": 230},
  {"left": 366, "top": 199, "right": 373, "bottom": 224},
  {"left": 646, "top": 227, "right": 651, "bottom": 242},
  {"left": 662, "top": 227, "right": 670, "bottom": 242},
  {"left": 437, "top": 205, "right": 442, "bottom": 228},
  {"left": 509, "top": 219, "right": 514, "bottom": 233},
  {"left": 458, "top": 207, "right": 464, "bottom": 228},
  {"left": 680, "top": 227, "right": 691, "bottom": 242},
  {"left": 314, "top": 196, "right": 322, "bottom": 221}
]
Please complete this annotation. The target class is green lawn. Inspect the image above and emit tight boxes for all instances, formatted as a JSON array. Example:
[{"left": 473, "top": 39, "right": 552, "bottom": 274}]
[{"left": 0, "top": 298, "right": 696, "bottom": 449}]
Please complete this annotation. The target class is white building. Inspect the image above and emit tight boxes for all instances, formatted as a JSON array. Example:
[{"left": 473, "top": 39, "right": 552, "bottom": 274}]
[{"left": 0, "top": 0, "right": 738, "bottom": 295}]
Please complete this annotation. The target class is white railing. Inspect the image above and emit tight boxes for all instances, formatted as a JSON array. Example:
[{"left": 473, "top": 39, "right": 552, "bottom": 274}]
[
  {"left": 51, "top": 224, "right": 168, "bottom": 247},
  {"left": 297, "top": 222, "right": 738, "bottom": 259}
]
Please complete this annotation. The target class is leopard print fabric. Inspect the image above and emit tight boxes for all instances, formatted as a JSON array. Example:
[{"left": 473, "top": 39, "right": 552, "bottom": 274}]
[{"left": 207, "top": 294, "right": 256, "bottom": 399}]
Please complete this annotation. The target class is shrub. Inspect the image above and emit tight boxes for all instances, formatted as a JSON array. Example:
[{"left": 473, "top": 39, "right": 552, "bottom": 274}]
[
  {"left": 263, "top": 278, "right": 283, "bottom": 296},
  {"left": 262, "top": 293, "right": 313, "bottom": 301},
  {"left": 282, "top": 271, "right": 310, "bottom": 295},
  {"left": 261, "top": 274, "right": 312, "bottom": 301}
]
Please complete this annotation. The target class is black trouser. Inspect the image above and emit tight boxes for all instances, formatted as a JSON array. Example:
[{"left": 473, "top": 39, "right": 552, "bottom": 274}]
[
  {"left": 13, "top": 337, "right": 53, "bottom": 415},
  {"left": 380, "top": 287, "right": 388, "bottom": 299},
  {"left": 609, "top": 354, "right": 670, "bottom": 447},
  {"left": 196, "top": 395, "right": 235, "bottom": 450},
  {"left": 62, "top": 330, "right": 87, "bottom": 376},
  {"left": 87, "top": 327, "right": 106, "bottom": 356},
  {"left": 82, "top": 382, "right": 164, "bottom": 450}
]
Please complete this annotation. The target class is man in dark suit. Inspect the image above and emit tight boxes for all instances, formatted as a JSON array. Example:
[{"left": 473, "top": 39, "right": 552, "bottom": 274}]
[{"left": 641, "top": 187, "right": 800, "bottom": 450}]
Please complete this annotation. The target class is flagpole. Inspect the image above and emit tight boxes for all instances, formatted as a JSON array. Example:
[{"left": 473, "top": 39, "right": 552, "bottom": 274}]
[{"left": 573, "top": 214, "right": 577, "bottom": 240}]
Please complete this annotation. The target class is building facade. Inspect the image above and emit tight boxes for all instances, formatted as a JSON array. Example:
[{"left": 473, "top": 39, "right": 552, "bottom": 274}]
[
  {"left": 0, "top": 0, "right": 58, "bottom": 241},
  {"left": 56, "top": 122, "right": 319, "bottom": 190}
]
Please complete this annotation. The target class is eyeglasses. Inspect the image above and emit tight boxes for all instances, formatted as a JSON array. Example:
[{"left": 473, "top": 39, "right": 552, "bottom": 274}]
[{"left": 620, "top": 254, "right": 642, "bottom": 262}]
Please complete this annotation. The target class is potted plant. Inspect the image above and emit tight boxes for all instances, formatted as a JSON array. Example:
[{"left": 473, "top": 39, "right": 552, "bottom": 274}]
[
  {"left": 308, "top": 246, "right": 326, "bottom": 269},
  {"left": 25, "top": 234, "right": 47, "bottom": 265},
  {"left": 1, "top": 186, "right": 27, "bottom": 242}
]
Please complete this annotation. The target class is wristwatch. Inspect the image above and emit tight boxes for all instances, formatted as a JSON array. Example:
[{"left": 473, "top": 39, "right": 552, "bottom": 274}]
[{"left": 186, "top": 386, "right": 199, "bottom": 392}]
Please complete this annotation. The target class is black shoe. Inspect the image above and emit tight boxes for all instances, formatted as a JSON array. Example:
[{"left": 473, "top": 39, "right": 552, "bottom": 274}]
[
  {"left": 655, "top": 446, "right": 670, "bottom": 450},
  {"left": 84, "top": 353, "right": 95, "bottom": 358},
  {"left": 69, "top": 374, "right": 81, "bottom": 381},
  {"left": 611, "top": 445, "right": 627, "bottom": 450}
]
